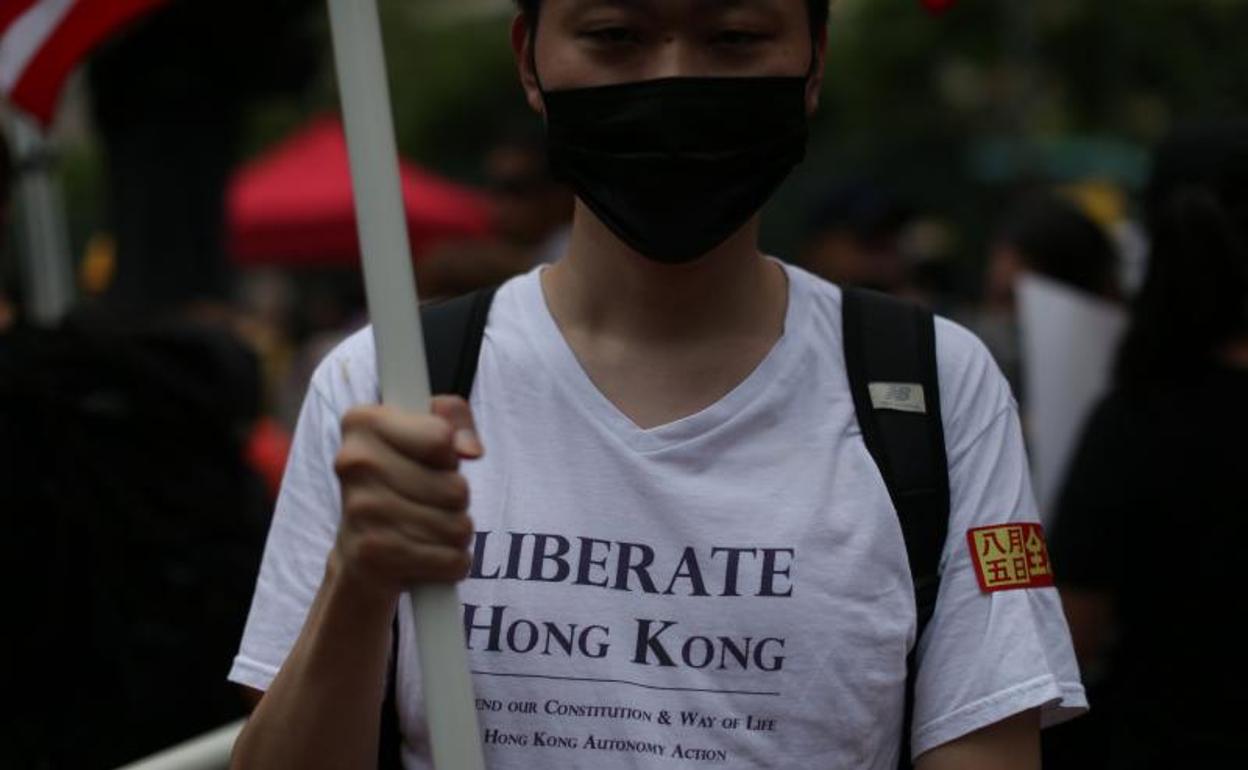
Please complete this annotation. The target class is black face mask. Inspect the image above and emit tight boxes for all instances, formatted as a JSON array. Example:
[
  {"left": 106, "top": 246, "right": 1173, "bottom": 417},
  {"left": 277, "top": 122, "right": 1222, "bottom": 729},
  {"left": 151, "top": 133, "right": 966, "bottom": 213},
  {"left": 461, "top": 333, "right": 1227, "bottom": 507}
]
[{"left": 541, "top": 75, "right": 810, "bottom": 264}]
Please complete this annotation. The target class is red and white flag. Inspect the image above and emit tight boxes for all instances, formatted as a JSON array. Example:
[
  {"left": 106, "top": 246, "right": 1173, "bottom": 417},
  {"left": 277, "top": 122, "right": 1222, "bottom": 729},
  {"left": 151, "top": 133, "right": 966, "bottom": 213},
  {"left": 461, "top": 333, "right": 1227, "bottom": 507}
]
[{"left": 0, "top": 0, "right": 167, "bottom": 126}]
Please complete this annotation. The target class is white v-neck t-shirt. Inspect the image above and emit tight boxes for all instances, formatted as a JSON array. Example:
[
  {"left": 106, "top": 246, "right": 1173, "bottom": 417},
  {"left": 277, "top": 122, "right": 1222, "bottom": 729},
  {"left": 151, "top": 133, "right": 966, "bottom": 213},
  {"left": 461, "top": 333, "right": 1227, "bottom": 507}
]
[{"left": 230, "top": 263, "right": 1086, "bottom": 768}]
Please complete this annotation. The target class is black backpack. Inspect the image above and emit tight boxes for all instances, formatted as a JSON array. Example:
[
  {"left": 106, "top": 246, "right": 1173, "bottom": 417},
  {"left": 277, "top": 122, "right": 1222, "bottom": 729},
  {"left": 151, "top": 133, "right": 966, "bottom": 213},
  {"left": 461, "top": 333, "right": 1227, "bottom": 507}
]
[{"left": 380, "top": 285, "right": 949, "bottom": 770}]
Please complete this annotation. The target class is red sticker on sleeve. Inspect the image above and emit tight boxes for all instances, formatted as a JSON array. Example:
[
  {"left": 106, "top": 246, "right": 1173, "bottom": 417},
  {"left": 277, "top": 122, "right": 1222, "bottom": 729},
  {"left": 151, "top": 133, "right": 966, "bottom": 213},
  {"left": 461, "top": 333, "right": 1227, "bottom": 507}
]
[{"left": 966, "top": 524, "right": 1055, "bottom": 593}]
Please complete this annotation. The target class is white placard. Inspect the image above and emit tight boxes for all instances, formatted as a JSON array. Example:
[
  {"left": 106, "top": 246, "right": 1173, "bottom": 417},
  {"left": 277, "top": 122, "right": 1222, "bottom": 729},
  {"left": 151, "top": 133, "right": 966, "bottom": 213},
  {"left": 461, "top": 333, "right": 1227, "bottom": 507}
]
[{"left": 1017, "top": 272, "right": 1128, "bottom": 525}]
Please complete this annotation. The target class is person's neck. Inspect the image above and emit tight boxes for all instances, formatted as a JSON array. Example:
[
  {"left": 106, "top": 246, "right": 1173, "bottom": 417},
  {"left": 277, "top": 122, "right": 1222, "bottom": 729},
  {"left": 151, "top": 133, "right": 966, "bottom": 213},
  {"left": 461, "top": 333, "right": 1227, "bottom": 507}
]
[{"left": 542, "top": 201, "right": 786, "bottom": 346}]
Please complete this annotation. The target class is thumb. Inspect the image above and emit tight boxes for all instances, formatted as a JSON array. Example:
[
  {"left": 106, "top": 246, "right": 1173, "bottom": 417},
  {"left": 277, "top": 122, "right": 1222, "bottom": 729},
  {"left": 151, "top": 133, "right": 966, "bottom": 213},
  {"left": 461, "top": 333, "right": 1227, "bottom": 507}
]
[{"left": 431, "top": 395, "right": 484, "bottom": 459}]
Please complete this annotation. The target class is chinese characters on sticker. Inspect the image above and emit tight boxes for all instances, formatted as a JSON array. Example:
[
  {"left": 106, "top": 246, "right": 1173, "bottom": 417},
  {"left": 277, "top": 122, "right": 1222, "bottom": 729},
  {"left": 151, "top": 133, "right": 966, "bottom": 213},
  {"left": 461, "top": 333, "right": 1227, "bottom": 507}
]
[{"left": 967, "top": 524, "right": 1054, "bottom": 593}]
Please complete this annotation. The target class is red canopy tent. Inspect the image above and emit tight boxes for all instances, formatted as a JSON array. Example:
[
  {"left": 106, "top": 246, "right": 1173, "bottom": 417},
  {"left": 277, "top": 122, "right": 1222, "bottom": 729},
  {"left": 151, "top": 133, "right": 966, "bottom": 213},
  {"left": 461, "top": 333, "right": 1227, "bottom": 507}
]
[{"left": 226, "top": 117, "right": 493, "bottom": 267}]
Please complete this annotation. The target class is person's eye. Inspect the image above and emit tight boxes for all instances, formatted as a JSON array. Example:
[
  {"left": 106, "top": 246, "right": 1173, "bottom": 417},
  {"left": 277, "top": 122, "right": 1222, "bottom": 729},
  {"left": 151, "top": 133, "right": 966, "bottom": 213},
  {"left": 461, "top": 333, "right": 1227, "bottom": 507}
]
[
  {"left": 712, "top": 30, "right": 770, "bottom": 47},
  {"left": 580, "top": 26, "right": 643, "bottom": 46}
]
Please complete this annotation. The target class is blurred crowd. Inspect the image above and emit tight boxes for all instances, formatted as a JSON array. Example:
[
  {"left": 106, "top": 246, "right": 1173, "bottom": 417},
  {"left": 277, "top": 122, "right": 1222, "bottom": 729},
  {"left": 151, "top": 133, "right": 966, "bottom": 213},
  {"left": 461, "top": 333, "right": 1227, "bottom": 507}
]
[{"left": 1, "top": 2, "right": 1246, "bottom": 769}]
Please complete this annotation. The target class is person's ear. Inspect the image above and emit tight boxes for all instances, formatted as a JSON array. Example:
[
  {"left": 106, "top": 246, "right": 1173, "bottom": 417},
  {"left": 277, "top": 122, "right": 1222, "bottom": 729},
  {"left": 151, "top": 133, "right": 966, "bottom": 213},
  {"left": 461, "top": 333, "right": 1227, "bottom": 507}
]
[
  {"left": 511, "top": 14, "right": 545, "bottom": 115},
  {"left": 805, "top": 25, "right": 828, "bottom": 116}
]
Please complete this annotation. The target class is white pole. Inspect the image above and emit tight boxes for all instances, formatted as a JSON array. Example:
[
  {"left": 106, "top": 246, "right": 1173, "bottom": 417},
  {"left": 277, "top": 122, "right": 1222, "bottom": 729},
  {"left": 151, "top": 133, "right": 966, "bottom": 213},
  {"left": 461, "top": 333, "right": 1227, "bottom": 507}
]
[
  {"left": 323, "top": 1, "right": 485, "bottom": 768},
  {"left": 112, "top": 720, "right": 243, "bottom": 770}
]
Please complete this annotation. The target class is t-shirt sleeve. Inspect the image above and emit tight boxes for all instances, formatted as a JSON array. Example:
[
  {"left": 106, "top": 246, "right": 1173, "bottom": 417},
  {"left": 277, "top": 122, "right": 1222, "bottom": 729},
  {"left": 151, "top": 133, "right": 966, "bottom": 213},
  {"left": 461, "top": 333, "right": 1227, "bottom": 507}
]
[
  {"left": 227, "top": 351, "right": 359, "bottom": 691},
  {"left": 909, "top": 320, "right": 1088, "bottom": 760}
]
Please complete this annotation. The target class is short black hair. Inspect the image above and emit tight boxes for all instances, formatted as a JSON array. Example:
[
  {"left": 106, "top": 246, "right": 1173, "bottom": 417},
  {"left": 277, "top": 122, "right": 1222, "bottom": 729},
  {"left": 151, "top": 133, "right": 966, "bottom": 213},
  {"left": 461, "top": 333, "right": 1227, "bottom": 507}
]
[
  {"left": 995, "top": 194, "right": 1118, "bottom": 299},
  {"left": 514, "top": 1, "right": 830, "bottom": 35}
]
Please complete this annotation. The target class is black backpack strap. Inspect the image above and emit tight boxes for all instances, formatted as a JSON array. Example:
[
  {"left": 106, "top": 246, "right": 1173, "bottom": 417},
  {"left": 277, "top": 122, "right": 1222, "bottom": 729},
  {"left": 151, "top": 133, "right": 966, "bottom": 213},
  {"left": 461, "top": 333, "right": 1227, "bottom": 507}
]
[
  {"left": 378, "top": 286, "right": 498, "bottom": 770},
  {"left": 841, "top": 287, "right": 950, "bottom": 770},
  {"left": 421, "top": 286, "right": 499, "bottom": 399}
]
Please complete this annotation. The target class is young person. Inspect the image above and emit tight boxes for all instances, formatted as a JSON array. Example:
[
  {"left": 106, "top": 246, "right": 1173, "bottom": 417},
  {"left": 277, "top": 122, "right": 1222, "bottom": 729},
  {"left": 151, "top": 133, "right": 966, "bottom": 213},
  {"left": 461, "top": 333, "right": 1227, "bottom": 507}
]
[{"left": 228, "top": 2, "right": 1086, "bottom": 768}]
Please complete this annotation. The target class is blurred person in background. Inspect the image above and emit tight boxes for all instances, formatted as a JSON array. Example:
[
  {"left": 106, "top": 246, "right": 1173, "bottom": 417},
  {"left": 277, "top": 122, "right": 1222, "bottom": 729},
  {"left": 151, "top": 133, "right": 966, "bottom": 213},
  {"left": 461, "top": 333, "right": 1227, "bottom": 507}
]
[
  {"left": 799, "top": 179, "right": 917, "bottom": 296},
  {"left": 1047, "top": 121, "right": 1248, "bottom": 770},
  {"left": 0, "top": 113, "right": 271, "bottom": 770},
  {"left": 1, "top": 301, "right": 272, "bottom": 769},
  {"left": 488, "top": 129, "right": 575, "bottom": 265},
  {"left": 964, "top": 192, "right": 1120, "bottom": 400},
  {"left": 416, "top": 129, "right": 573, "bottom": 300},
  {"left": 983, "top": 193, "right": 1121, "bottom": 311}
]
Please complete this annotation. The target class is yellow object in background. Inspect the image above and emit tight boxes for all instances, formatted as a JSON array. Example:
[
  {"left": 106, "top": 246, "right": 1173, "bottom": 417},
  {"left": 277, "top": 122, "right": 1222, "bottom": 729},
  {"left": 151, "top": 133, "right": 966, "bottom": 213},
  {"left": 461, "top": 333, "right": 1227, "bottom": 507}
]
[
  {"left": 1059, "top": 179, "right": 1126, "bottom": 230},
  {"left": 80, "top": 232, "right": 117, "bottom": 296}
]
